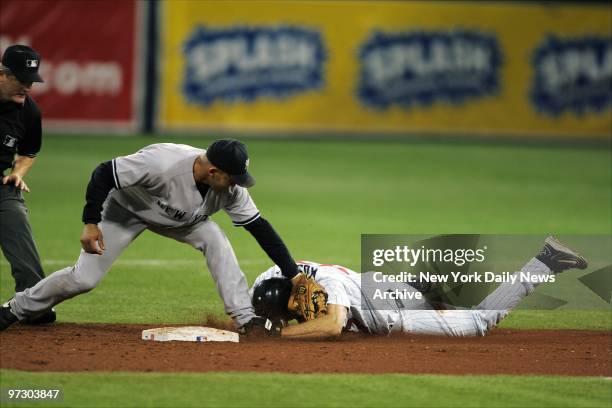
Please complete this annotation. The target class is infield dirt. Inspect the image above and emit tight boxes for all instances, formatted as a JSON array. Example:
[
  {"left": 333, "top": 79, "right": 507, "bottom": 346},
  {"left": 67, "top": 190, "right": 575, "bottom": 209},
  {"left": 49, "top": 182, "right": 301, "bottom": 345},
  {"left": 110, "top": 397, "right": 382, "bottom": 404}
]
[{"left": 1, "top": 323, "right": 610, "bottom": 376}]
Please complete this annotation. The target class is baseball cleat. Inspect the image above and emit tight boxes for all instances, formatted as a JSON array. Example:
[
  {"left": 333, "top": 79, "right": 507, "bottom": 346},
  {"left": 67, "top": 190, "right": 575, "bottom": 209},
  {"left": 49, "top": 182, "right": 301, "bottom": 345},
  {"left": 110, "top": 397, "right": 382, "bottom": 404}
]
[
  {"left": 536, "top": 236, "right": 588, "bottom": 273},
  {"left": 21, "top": 308, "right": 56, "bottom": 325},
  {"left": 0, "top": 301, "right": 19, "bottom": 331}
]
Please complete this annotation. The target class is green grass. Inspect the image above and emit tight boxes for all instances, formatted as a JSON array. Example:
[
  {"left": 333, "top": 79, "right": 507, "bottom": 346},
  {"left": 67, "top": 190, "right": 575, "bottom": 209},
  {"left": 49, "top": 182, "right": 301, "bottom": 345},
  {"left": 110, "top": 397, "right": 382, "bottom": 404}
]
[
  {"left": 0, "top": 370, "right": 610, "bottom": 408},
  {"left": 1, "top": 136, "right": 609, "bottom": 327},
  {"left": 501, "top": 310, "right": 612, "bottom": 330}
]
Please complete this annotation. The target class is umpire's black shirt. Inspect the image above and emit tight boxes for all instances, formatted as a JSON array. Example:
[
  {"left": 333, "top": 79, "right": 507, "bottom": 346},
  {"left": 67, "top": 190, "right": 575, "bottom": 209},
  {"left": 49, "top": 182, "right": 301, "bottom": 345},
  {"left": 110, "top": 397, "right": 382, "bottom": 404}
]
[{"left": 0, "top": 96, "right": 42, "bottom": 175}]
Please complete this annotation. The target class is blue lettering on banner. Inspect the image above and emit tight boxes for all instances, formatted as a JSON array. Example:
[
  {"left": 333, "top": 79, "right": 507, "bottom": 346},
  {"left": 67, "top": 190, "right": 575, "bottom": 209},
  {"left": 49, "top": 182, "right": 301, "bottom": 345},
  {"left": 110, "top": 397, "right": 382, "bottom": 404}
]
[
  {"left": 358, "top": 30, "right": 502, "bottom": 109},
  {"left": 183, "top": 26, "right": 326, "bottom": 105},
  {"left": 531, "top": 35, "right": 612, "bottom": 115}
]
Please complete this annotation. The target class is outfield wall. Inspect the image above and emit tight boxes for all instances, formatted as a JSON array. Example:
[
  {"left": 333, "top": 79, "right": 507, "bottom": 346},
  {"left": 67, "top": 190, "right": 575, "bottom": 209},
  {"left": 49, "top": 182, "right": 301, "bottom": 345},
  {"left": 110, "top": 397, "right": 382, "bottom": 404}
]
[
  {"left": 158, "top": 1, "right": 611, "bottom": 139},
  {"left": 0, "top": 0, "right": 142, "bottom": 133},
  {"left": 1, "top": 1, "right": 610, "bottom": 139}
]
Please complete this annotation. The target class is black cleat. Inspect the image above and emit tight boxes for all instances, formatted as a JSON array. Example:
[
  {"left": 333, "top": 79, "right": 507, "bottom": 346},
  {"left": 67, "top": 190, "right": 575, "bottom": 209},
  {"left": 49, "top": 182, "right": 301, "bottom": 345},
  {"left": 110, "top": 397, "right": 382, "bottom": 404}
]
[
  {"left": 21, "top": 308, "right": 56, "bottom": 325},
  {"left": 0, "top": 301, "right": 19, "bottom": 331},
  {"left": 536, "top": 236, "right": 588, "bottom": 273}
]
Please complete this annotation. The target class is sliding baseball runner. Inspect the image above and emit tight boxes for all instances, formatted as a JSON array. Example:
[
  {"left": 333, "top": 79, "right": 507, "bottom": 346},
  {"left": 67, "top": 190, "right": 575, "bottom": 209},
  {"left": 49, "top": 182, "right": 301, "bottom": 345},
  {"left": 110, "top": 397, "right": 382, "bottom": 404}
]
[{"left": 250, "top": 237, "right": 588, "bottom": 338}]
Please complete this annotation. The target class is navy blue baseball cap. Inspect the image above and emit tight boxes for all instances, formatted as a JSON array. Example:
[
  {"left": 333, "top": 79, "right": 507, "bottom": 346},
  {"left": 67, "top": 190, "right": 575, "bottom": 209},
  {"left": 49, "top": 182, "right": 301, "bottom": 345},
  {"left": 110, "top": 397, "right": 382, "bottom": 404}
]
[
  {"left": 206, "top": 139, "right": 255, "bottom": 188},
  {"left": 1, "top": 45, "right": 44, "bottom": 83}
]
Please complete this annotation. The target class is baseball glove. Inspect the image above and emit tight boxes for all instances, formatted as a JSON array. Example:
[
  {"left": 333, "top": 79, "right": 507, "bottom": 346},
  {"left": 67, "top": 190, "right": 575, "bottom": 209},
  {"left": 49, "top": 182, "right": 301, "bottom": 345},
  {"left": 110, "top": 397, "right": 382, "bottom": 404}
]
[{"left": 287, "top": 274, "right": 328, "bottom": 321}]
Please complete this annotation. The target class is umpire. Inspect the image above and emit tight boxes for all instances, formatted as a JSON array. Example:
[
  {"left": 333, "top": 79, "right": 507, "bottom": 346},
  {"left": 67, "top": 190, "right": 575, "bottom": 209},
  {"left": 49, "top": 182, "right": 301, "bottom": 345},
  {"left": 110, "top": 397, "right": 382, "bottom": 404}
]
[{"left": 0, "top": 45, "right": 55, "bottom": 324}]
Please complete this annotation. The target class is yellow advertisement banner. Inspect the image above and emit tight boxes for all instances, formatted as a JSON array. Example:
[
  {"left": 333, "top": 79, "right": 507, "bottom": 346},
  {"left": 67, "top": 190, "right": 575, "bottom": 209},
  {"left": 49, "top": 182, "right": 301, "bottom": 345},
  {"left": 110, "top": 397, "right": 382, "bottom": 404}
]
[{"left": 159, "top": 1, "right": 611, "bottom": 138}]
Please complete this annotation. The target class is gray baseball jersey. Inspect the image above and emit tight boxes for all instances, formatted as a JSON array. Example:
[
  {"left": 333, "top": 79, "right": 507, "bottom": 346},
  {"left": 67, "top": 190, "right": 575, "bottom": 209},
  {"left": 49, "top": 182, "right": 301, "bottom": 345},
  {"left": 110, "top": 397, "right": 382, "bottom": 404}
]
[
  {"left": 10, "top": 142, "right": 261, "bottom": 327},
  {"left": 110, "top": 143, "right": 260, "bottom": 228}
]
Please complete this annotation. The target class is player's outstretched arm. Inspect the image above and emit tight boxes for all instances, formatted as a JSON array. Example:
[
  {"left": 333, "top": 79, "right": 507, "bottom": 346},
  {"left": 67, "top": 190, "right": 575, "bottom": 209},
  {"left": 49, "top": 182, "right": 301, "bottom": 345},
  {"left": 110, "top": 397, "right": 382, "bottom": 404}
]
[
  {"left": 281, "top": 304, "right": 347, "bottom": 340},
  {"left": 243, "top": 217, "right": 299, "bottom": 279}
]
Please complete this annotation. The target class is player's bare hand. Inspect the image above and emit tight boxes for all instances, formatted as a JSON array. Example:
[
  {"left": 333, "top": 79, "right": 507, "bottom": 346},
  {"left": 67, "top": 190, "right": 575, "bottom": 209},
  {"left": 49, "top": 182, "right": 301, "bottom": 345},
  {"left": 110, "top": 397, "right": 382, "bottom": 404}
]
[
  {"left": 80, "top": 224, "right": 105, "bottom": 255},
  {"left": 2, "top": 174, "right": 30, "bottom": 192}
]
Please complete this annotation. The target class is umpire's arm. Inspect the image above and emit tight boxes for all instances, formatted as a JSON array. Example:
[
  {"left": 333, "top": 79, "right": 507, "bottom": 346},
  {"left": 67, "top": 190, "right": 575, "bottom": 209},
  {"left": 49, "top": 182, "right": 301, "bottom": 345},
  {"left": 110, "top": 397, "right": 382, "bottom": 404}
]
[{"left": 2, "top": 155, "right": 36, "bottom": 192}]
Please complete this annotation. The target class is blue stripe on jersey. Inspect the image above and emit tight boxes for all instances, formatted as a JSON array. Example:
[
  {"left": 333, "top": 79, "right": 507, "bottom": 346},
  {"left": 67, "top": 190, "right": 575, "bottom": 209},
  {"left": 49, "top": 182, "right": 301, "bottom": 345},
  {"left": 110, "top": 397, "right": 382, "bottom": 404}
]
[
  {"left": 111, "top": 159, "right": 121, "bottom": 189},
  {"left": 233, "top": 212, "right": 261, "bottom": 226}
]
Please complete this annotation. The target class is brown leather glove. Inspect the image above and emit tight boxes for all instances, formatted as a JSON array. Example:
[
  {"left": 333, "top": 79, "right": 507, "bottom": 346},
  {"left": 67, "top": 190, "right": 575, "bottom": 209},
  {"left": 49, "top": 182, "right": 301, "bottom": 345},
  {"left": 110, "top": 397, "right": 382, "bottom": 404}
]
[{"left": 287, "top": 274, "right": 328, "bottom": 321}]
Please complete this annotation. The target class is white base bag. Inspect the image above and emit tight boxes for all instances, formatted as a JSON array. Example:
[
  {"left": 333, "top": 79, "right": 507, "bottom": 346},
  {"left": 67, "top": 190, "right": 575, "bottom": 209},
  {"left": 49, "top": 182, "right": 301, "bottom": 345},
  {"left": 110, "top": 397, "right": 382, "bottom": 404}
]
[{"left": 142, "top": 326, "right": 239, "bottom": 343}]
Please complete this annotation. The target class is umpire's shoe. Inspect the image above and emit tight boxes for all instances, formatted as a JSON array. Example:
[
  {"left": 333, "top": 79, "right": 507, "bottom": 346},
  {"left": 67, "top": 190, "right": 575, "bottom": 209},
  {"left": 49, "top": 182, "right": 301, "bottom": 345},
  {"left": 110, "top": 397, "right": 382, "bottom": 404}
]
[
  {"left": 536, "top": 236, "right": 588, "bottom": 273},
  {"left": 0, "top": 302, "right": 19, "bottom": 331}
]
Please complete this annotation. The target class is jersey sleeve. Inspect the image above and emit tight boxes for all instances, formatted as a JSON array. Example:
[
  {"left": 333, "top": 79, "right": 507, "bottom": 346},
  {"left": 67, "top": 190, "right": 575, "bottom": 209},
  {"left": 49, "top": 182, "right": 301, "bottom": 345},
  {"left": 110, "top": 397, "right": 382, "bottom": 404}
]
[
  {"left": 112, "top": 146, "right": 163, "bottom": 190},
  {"left": 318, "top": 280, "right": 351, "bottom": 309},
  {"left": 224, "top": 186, "right": 260, "bottom": 226},
  {"left": 17, "top": 97, "right": 42, "bottom": 157},
  {"left": 317, "top": 280, "right": 350, "bottom": 328}
]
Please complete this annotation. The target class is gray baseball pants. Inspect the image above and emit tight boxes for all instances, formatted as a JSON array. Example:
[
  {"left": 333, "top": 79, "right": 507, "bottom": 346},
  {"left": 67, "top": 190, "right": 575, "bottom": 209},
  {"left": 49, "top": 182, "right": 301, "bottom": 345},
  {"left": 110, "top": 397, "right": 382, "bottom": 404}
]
[
  {"left": 0, "top": 184, "right": 45, "bottom": 292},
  {"left": 392, "top": 258, "right": 551, "bottom": 336},
  {"left": 9, "top": 197, "right": 256, "bottom": 326}
]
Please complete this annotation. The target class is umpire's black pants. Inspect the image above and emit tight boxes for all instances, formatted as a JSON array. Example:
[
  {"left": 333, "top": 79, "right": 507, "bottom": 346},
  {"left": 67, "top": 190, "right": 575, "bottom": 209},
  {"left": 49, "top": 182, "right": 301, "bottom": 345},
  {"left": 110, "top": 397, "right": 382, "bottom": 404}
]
[{"left": 0, "top": 184, "right": 45, "bottom": 292}]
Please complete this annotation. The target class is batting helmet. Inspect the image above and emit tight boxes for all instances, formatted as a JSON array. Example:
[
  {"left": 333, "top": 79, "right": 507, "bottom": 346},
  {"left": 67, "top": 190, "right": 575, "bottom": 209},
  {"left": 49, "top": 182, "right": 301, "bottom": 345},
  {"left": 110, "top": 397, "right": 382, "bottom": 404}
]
[{"left": 252, "top": 278, "right": 293, "bottom": 322}]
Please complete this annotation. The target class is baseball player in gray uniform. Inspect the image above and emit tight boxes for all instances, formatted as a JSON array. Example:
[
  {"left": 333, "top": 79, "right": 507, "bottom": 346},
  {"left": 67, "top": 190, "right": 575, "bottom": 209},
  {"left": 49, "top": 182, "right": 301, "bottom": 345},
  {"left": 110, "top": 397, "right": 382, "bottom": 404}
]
[
  {"left": 0, "top": 139, "right": 300, "bottom": 333},
  {"left": 250, "top": 237, "right": 588, "bottom": 339}
]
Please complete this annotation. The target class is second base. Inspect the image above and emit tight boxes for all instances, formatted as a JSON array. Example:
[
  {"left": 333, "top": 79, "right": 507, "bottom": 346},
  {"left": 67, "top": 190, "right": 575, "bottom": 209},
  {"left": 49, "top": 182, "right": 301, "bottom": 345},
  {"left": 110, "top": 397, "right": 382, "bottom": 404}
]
[{"left": 142, "top": 326, "right": 239, "bottom": 343}]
